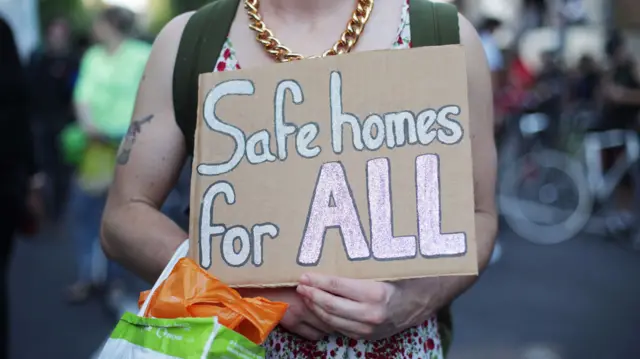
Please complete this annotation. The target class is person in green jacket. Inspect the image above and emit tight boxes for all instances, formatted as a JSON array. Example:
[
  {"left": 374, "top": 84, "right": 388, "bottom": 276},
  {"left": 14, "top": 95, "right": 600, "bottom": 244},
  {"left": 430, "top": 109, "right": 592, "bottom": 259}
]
[{"left": 66, "top": 6, "right": 151, "bottom": 304}]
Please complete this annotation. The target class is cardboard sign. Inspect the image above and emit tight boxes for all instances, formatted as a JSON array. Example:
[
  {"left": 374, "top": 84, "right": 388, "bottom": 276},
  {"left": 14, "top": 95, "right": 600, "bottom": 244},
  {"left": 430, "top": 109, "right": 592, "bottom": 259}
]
[{"left": 189, "top": 46, "right": 477, "bottom": 287}]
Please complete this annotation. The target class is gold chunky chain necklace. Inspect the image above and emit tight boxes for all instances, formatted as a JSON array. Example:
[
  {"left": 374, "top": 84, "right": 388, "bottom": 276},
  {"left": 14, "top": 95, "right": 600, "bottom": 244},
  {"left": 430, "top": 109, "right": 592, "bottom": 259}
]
[{"left": 245, "top": 0, "right": 374, "bottom": 62}]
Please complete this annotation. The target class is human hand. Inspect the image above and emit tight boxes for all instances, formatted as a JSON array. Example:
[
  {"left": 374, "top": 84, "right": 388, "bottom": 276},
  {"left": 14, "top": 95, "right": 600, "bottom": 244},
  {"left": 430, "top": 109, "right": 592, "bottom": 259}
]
[
  {"left": 239, "top": 287, "right": 332, "bottom": 340},
  {"left": 296, "top": 273, "right": 412, "bottom": 341}
]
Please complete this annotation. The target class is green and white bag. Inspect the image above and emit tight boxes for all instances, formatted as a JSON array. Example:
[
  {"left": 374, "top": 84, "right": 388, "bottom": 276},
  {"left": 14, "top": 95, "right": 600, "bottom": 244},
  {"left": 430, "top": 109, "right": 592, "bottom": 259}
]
[{"left": 96, "top": 241, "right": 266, "bottom": 359}]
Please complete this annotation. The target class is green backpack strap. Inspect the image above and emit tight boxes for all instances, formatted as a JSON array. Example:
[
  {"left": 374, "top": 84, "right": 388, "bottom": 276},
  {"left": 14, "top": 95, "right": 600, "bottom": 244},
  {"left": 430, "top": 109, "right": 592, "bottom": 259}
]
[
  {"left": 173, "top": 0, "right": 240, "bottom": 156},
  {"left": 408, "top": 4, "right": 460, "bottom": 356},
  {"left": 410, "top": 0, "right": 460, "bottom": 46}
]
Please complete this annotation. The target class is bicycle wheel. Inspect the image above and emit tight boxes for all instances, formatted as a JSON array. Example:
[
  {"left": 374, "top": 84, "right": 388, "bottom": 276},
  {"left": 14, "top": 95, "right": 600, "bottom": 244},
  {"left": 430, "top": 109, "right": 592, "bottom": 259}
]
[{"left": 499, "top": 149, "right": 594, "bottom": 245}]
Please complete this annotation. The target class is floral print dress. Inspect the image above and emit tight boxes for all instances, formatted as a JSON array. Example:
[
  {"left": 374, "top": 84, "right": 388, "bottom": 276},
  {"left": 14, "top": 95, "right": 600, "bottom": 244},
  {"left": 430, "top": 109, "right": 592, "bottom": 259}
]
[{"left": 212, "top": 1, "right": 444, "bottom": 358}]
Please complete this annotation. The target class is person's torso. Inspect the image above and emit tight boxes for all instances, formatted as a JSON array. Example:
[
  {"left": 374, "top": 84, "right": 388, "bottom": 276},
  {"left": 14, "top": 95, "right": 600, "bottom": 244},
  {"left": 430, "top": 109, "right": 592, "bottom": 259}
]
[
  {"left": 198, "top": 3, "right": 445, "bottom": 358},
  {"left": 82, "top": 40, "right": 151, "bottom": 137},
  {"left": 574, "top": 72, "right": 599, "bottom": 102},
  {"left": 29, "top": 50, "right": 79, "bottom": 116},
  {"left": 603, "top": 62, "right": 640, "bottom": 130}
]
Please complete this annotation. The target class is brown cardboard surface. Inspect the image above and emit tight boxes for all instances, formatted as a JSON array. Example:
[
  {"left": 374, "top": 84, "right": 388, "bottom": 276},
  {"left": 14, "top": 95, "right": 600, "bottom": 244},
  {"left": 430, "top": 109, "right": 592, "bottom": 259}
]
[{"left": 189, "top": 45, "right": 477, "bottom": 287}]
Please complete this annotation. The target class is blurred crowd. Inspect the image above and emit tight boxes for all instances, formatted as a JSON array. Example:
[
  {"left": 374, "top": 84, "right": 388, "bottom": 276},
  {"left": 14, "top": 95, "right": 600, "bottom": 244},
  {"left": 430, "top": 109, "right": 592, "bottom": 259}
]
[
  {"left": 482, "top": 15, "right": 640, "bottom": 258},
  {"left": 1, "top": 6, "right": 154, "bottom": 357}
]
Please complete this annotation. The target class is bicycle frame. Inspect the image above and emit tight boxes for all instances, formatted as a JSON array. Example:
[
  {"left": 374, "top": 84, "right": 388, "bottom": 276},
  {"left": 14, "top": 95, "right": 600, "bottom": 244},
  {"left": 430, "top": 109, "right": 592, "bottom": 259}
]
[{"left": 583, "top": 129, "right": 640, "bottom": 202}]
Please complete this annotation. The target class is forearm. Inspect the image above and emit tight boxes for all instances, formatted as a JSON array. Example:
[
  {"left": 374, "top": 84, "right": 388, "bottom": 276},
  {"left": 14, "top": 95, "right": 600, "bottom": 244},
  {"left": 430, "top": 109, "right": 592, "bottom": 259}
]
[
  {"left": 398, "top": 211, "right": 497, "bottom": 327},
  {"left": 101, "top": 200, "right": 188, "bottom": 283}
]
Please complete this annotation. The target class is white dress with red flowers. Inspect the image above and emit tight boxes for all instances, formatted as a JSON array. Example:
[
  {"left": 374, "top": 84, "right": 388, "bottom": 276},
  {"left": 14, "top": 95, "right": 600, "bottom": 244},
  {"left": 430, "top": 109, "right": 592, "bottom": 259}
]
[{"left": 211, "top": 2, "right": 444, "bottom": 358}]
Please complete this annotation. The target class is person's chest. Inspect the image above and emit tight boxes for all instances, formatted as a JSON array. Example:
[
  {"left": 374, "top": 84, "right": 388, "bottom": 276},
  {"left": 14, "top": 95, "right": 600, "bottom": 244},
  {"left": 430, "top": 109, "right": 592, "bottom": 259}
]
[
  {"left": 226, "top": 0, "right": 406, "bottom": 70},
  {"left": 90, "top": 52, "right": 141, "bottom": 94}
]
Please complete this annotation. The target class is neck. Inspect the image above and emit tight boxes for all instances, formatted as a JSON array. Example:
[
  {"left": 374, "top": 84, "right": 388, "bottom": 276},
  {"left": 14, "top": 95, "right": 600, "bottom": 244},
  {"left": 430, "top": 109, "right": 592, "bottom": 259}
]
[{"left": 261, "top": 0, "right": 353, "bottom": 20}]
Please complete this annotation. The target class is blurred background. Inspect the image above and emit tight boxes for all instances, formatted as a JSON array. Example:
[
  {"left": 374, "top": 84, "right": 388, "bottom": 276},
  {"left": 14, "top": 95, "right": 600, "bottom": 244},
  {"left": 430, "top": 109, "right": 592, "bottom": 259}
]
[{"left": 1, "top": 0, "right": 640, "bottom": 358}]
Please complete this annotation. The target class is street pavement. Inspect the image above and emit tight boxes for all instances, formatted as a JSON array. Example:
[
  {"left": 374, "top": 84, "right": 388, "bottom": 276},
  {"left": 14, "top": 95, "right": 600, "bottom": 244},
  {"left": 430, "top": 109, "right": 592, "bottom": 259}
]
[{"left": 8, "top": 222, "right": 640, "bottom": 359}]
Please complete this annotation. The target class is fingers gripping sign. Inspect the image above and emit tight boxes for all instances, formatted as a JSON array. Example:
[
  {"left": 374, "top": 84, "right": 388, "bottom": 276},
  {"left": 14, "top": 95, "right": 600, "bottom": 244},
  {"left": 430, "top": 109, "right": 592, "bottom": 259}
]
[{"left": 296, "top": 273, "right": 407, "bottom": 340}]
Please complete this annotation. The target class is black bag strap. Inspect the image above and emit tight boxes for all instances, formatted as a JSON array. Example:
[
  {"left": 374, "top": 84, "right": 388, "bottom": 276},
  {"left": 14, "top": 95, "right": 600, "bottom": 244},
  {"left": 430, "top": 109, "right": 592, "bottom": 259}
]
[
  {"left": 173, "top": 0, "right": 239, "bottom": 156},
  {"left": 410, "top": 0, "right": 460, "bottom": 47}
]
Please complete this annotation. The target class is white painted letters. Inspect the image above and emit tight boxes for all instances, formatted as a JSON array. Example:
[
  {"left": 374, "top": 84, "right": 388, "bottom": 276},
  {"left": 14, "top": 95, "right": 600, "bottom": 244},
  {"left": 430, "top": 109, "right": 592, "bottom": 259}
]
[
  {"left": 274, "top": 80, "right": 303, "bottom": 160},
  {"left": 330, "top": 72, "right": 364, "bottom": 154},
  {"left": 196, "top": 71, "right": 468, "bottom": 269},
  {"left": 199, "top": 181, "right": 236, "bottom": 269},
  {"left": 198, "top": 80, "right": 254, "bottom": 176}
]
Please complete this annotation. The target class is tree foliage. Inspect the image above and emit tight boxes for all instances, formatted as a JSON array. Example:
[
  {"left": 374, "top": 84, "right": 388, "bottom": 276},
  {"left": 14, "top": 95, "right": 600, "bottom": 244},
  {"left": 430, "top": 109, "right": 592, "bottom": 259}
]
[
  {"left": 147, "top": 0, "right": 210, "bottom": 35},
  {"left": 37, "top": 0, "right": 212, "bottom": 39},
  {"left": 38, "top": 0, "right": 91, "bottom": 33},
  {"left": 170, "top": 0, "right": 211, "bottom": 14},
  {"left": 148, "top": 0, "right": 174, "bottom": 35}
]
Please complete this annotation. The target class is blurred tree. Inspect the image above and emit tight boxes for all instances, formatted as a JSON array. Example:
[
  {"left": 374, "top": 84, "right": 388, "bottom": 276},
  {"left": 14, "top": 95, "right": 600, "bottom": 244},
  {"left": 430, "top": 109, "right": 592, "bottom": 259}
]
[
  {"left": 145, "top": 0, "right": 209, "bottom": 35},
  {"left": 170, "top": 0, "right": 210, "bottom": 14},
  {"left": 148, "top": 0, "right": 173, "bottom": 34},
  {"left": 38, "top": 0, "right": 92, "bottom": 35}
]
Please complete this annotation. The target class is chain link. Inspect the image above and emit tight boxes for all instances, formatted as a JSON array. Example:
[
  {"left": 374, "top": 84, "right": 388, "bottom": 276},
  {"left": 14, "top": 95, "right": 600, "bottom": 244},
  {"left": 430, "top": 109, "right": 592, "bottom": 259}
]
[{"left": 245, "top": 0, "right": 374, "bottom": 62}]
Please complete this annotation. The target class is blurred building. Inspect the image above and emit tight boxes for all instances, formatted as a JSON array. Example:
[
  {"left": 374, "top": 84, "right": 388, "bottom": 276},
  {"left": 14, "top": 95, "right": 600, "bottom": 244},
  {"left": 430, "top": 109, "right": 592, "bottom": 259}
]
[
  {"left": 456, "top": 0, "right": 617, "bottom": 71},
  {"left": 613, "top": 0, "right": 640, "bottom": 60}
]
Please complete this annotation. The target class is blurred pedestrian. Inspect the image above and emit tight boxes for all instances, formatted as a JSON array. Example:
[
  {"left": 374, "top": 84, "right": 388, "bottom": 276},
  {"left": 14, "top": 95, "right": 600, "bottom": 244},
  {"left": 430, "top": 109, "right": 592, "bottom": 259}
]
[
  {"left": 601, "top": 31, "right": 640, "bottom": 131},
  {"left": 27, "top": 18, "right": 80, "bottom": 222},
  {"left": 66, "top": 6, "right": 151, "bottom": 305},
  {"left": 533, "top": 50, "right": 565, "bottom": 147},
  {"left": 571, "top": 55, "right": 601, "bottom": 105},
  {"left": 599, "top": 31, "right": 640, "bottom": 236},
  {"left": 0, "top": 16, "right": 43, "bottom": 358}
]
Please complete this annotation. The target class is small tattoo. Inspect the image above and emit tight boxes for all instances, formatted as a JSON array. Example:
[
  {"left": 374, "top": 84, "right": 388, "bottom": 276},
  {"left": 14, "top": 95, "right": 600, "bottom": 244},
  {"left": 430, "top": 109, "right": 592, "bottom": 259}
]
[{"left": 117, "top": 114, "right": 154, "bottom": 165}]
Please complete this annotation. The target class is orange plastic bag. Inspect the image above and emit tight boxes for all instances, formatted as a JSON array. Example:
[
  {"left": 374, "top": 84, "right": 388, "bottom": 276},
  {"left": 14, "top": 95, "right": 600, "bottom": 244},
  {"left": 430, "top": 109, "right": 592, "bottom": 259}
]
[{"left": 139, "top": 258, "right": 287, "bottom": 345}]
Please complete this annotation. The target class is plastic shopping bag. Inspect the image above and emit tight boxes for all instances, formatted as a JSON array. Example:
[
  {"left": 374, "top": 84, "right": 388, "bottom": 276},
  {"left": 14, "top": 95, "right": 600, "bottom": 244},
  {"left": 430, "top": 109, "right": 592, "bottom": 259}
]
[
  {"left": 96, "top": 240, "right": 287, "bottom": 358},
  {"left": 138, "top": 258, "right": 287, "bottom": 344},
  {"left": 99, "top": 314, "right": 264, "bottom": 359}
]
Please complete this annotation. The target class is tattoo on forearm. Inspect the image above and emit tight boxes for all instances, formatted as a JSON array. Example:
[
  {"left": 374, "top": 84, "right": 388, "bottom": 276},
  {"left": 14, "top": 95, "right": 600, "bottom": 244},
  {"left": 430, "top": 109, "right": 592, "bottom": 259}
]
[{"left": 117, "top": 114, "right": 154, "bottom": 165}]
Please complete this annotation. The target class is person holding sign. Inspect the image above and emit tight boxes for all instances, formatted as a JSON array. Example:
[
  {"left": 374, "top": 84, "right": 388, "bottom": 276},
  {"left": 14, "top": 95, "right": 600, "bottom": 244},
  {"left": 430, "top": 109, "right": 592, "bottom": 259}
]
[{"left": 101, "top": 0, "right": 498, "bottom": 357}]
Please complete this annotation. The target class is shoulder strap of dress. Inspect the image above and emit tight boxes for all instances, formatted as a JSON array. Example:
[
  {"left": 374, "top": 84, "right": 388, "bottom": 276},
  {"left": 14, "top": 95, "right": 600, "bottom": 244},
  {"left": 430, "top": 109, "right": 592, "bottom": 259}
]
[
  {"left": 173, "top": 0, "right": 239, "bottom": 156},
  {"left": 409, "top": 0, "right": 460, "bottom": 47}
]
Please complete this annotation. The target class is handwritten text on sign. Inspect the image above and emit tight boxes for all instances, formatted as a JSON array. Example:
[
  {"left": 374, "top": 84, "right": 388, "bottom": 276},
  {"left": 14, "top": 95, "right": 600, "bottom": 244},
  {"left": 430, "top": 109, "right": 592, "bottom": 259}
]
[{"left": 191, "top": 47, "right": 477, "bottom": 286}]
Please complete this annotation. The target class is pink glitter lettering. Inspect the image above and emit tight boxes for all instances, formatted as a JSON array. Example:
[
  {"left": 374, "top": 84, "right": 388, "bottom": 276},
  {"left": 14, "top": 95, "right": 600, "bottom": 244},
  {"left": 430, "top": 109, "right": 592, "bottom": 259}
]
[
  {"left": 416, "top": 154, "right": 467, "bottom": 257},
  {"left": 298, "top": 162, "right": 370, "bottom": 265},
  {"left": 367, "top": 158, "right": 417, "bottom": 259}
]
